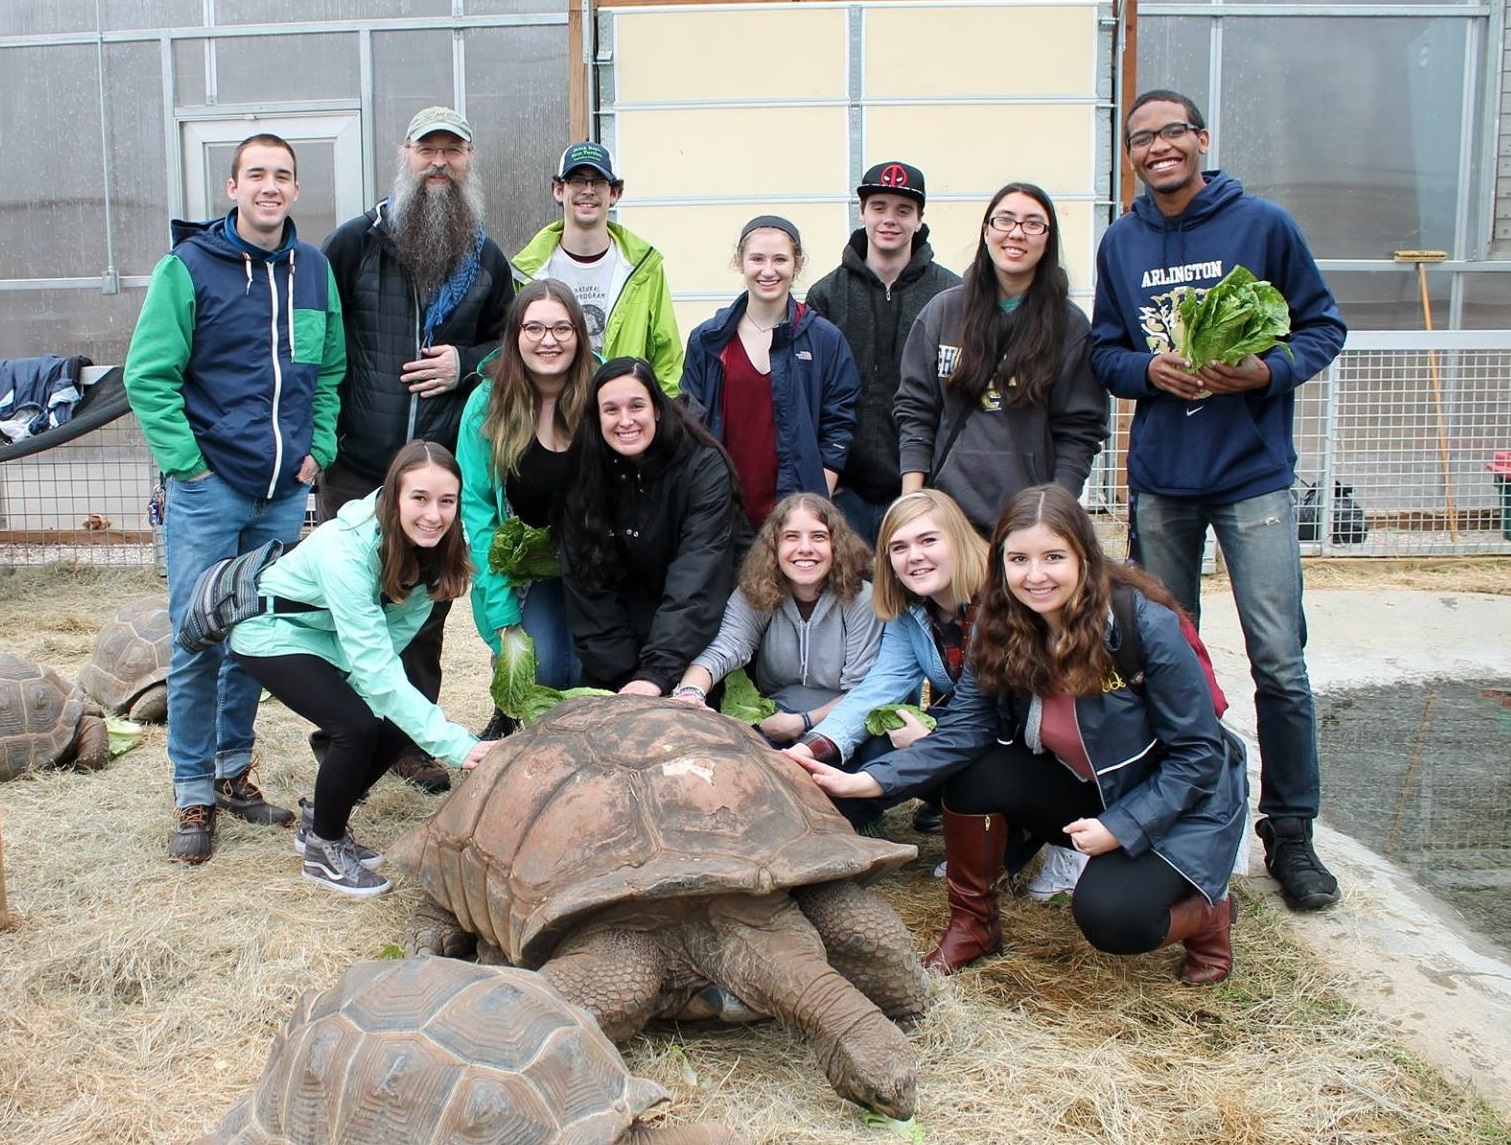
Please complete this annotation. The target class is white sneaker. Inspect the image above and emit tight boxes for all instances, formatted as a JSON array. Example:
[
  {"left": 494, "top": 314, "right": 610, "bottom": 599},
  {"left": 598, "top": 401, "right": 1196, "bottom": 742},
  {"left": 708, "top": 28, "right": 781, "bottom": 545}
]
[{"left": 1025, "top": 845, "right": 1087, "bottom": 901}]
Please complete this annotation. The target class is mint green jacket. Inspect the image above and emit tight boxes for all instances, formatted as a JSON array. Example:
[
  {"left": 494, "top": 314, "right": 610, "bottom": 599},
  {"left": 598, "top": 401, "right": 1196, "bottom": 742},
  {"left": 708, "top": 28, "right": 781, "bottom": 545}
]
[
  {"left": 229, "top": 494, "right": 478, "bottom": 766},
  {"left": 513, "top": 220, "right": 683, "bottom": 395},
  {"left": 456, "top": 378, "right": 522, "bottom": 652}
]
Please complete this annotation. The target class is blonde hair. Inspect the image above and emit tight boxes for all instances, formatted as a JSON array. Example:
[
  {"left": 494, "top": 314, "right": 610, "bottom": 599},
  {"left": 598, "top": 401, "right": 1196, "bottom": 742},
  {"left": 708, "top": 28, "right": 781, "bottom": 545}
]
[{"left": 871, "top": 490, "right": 988, "bottom": 620}]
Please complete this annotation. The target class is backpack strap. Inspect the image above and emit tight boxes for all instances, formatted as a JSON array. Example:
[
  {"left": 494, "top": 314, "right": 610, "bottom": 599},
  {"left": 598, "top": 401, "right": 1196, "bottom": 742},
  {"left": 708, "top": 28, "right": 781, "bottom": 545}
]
[{"left": 1108, "top": 582, "right": 1144, "bottom": 689}]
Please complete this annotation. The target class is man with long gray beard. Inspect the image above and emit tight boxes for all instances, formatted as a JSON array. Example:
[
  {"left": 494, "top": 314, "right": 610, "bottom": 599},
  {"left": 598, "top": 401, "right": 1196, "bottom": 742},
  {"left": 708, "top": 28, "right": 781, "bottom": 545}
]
[{"left": 321, "top": 105, "right": 515, "bottom": 794}]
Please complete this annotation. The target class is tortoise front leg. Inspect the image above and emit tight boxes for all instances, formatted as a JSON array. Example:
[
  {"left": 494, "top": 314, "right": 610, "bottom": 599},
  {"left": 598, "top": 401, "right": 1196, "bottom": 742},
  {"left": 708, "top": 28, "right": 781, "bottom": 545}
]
[
  {"left": 402, "top": 899, "right": 476, "bottom": 960},
  {"left": 794, "top": 880, "right": 931, "bottom": 1025},
  {"left": 626, "top": 1123, "right": 750, "bottom": 1144},
  {"left": 539, "top": 925, "right": 671, "bottom": 1043},
  {"left": 690, "top": 893, "right": 916, "bottom": 1119}
]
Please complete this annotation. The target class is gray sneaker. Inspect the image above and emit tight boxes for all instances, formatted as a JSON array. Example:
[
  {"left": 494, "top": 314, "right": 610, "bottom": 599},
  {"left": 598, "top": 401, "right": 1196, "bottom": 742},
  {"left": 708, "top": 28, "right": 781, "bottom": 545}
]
[
  {"left": 302, "top": 832, "right": 392, "bottom": 898},
  {"left": 294, "top": 798, "right": 384, "bottom": 871}
]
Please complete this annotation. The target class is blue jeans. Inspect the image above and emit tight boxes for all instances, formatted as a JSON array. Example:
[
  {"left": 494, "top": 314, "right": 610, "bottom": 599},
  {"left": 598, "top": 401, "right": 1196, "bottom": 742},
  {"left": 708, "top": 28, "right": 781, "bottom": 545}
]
[
  {"left": 164, "top": 473, "right": 310, "bottom": 808},
  {"left": 1133, "top": 487, "right": 1318, "bottom": 820},
  {"left": 520, "top": 576, "right": 579, "bottom": 690},
  {"left": 833, "top": 488, "right": 892, "bottom": 549}
]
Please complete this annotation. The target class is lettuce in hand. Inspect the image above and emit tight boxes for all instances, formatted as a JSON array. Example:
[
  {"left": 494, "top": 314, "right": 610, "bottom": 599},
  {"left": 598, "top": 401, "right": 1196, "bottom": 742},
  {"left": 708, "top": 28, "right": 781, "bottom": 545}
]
[
  {"left": 720, "top": 668, "right": 777, "bottom": 725},
  {"left": 1175, "top": 265, "right": 1295, "bottom": 372},
  {"left": 488, "top": 516, "right": 561, "bottom": 586},
  {"left": 865, "top": 703, "right": 937, "bottom": 737}
]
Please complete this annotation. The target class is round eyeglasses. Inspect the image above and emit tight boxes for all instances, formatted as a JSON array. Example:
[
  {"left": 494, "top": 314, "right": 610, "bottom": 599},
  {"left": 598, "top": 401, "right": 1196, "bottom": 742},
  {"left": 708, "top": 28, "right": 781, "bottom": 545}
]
[
  {"left": 521, "top": 321, "right": 577, "bottom": 342},
  {"left": 986, "top": 215, "right": 1049, "bottom": 237},
  {"left": 1127, "top": 121, "right": 1201, "bottom": 151}
]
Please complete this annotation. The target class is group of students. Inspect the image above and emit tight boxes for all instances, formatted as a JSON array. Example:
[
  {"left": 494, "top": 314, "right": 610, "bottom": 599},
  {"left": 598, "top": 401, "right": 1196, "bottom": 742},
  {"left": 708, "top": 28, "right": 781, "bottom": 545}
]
[{"left": 164, "top": 85, "right": 1349, "bottom": 990}]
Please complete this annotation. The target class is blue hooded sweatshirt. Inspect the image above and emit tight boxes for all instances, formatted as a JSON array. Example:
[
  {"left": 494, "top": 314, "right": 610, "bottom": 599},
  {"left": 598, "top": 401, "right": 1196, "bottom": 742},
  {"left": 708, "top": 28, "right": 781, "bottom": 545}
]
[
  {"left": 1090, "top": 171, "right": 1346, "bottom": 502},
  {"left": 126, "top": 210, "right": 344, "bottom": 502}
]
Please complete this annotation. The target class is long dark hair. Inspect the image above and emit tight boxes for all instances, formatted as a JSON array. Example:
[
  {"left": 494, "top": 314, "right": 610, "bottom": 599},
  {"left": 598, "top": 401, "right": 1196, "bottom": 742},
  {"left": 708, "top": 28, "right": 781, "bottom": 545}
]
[
  {"left": 376, "top": 440, "right": 471, "bottom": 603},
  {"left": 950, "top": 182, "right": 1069, "bottom": 409},
  {"left": 482, "top": 279, "right": 593, "bottom": 478},
  {"left": 969, "top": 484, "right": 1185, "bottom": 697},
  {"left": 557, "top": 357, "right": 736, "bottom": 591}
]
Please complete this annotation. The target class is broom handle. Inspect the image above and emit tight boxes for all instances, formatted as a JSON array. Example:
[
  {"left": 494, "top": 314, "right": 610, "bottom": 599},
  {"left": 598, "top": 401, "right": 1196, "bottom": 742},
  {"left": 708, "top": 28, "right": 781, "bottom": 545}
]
[{"left": 1418, "top": 262, "right": 1459, "bottom": 541}]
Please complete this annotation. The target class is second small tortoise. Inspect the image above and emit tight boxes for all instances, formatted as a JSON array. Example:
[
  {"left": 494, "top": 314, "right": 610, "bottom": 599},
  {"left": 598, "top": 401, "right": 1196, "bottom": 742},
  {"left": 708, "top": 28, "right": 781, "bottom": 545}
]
[
  {"left": 0, "top": 652, "right": 110, "bottom": 782},
  {"left": 392, "top": 695, "right": 931, "bottom": 1120},
  {"left": 79, "top": 597, "right": 171, "bottom": 722}
]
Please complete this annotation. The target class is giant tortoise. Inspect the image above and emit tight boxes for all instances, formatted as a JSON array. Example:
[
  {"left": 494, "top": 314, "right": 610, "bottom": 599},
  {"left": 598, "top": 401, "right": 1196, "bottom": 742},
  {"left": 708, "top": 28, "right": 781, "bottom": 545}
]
[
  {"left": 196, "top": 957, "right": 748, "bottom": 1144},
  {"left": 0, "top": 652, "right": 109, "bottom": 781},
  {"left": 79, "top": 596, "right": 171, "bottom": 722},
  {"left": 391, "top": 695, "right": 931, "bottom": 1120}
]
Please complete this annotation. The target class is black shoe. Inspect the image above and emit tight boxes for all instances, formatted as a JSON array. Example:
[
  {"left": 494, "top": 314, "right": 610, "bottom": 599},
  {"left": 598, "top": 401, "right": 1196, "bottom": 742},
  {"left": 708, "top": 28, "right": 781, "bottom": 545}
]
[
  {"left": 911, "top": 801, "right": 943, "bottom": 835},
  {"left": 391, "top": 749, "right": 452, "bottom": 795},
  {"left": 478, "top": 709, "right": 519, "bottom": 741},
  {"left": 168, "top": 804, "right": 217, "bottom": 864},
  {"left": 215, "top": 766, "right": 295, "bottom": 827},
  {"left": 1256, "top": 816, "right": 1340, "bottom": 911}
]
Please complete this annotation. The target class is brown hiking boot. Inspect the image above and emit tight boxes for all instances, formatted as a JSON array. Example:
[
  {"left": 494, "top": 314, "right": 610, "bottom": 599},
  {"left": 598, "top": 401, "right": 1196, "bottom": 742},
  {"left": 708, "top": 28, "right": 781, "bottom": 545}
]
[
  {"left": 215, "top": 764, "right": 295, "bottom": 826},
  {"left": 390, "top": 749, "right": 451, "bottom": 795},
  {"left": 169, "top": 804, "right": 217, "bottom": 864}
]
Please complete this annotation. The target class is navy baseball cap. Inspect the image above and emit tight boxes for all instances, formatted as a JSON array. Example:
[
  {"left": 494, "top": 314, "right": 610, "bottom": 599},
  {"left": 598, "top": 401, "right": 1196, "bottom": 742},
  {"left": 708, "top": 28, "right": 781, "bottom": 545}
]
[{"left": 556, "top": 141, "right": 619, "bottom": 183}]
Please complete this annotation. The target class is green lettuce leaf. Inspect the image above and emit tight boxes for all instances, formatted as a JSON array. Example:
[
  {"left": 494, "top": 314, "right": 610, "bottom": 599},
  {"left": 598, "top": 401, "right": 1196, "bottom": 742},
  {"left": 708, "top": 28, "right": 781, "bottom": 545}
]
[
  {"left": 1175, "top": 265, "right": 1296, "bottom": 371},
  {"left": 864, "top": 703, "right": 937, "bottom": 737},
  {"left": 489, "top": 626, "right": 538, "bottom": 720},
  {"left": 719, "top": 668, "right": 777, "bottom": 725},
  {"left": 105, "top": 715, "right": 144, "bottom": 758},
  {"left": 487, "top": 517, "right": 561, "bottom": 586},
  {"left": 516, "top": 684, "right": 613, "bottom": 724}
]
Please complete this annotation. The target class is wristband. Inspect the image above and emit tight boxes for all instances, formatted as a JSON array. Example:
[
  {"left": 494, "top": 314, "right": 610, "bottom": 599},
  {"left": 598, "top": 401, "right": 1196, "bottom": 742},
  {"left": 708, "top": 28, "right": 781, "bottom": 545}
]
[
  {"left": 673, "top": 683, "right": 707, "bottom": 701},
  {"left": 800, "top": 711, "right": 813, "bottom": 733}
]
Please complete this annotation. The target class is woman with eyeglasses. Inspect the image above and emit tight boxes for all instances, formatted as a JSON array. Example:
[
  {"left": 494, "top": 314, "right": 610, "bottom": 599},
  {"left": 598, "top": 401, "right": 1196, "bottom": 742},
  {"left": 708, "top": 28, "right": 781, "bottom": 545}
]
[
  {"left": 457, "top": 281, "right": 595, "bottom": 732},
  {"left": 895, "top": 182, "right": 1108, "bottom": 538}
]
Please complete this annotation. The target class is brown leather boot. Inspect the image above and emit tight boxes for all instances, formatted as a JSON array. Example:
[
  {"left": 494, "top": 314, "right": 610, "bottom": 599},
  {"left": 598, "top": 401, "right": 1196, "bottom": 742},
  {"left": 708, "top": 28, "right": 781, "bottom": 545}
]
[
  {"left": 923, "top": 809, "right": 1008, "bottom": 975},
  {"left": 1163, "top": 893, "right": 1236, "bottom": 986}
]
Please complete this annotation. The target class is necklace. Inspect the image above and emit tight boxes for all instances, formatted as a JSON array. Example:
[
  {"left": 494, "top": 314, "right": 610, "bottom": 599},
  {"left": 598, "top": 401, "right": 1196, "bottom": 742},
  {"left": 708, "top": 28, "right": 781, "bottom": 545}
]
[{"left": 742, "top": 312, "right": 783, "bottom": 333}]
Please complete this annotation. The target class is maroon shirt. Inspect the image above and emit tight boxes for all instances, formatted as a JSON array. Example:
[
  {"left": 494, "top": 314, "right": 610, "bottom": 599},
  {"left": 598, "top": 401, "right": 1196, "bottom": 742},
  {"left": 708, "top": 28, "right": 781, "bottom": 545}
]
[{"left": 719, "top": 333, "right": 779, "bottom": 527}]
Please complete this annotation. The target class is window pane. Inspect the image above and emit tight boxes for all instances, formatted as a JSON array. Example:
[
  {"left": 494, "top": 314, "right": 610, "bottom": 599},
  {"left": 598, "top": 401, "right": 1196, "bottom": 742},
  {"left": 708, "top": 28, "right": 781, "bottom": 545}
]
[
  {"left": 464, "top": 0, "right": 568, "bottom": 13},
  {"left": 0, "top": 45, "right": 107, "bottom": 278},
  {"left": 1461, "top": 271, "right": 1511, "bottom": 330},
  {"left": 1132, "top": 17, "right": 1210, "bottom": 124},
  {"left": 213, "top": 34, "right": 359, "bottom": 103},
  {"left": 1218, "top": 17, "right": 1467, "bottom": 259},
  {"left": 106, "top": 41, "right": 171, "bottom": 276},
  {"left": 0, "top": 1, "right": 201, "bottom": 34},
  {"left": 372, "top": 29, "right": 456, "bottom": 181},
  {"left": 462, "top": 25, "right": 571, "bottom": 256},
  {"left": 215, "top": 0, "right": 451, "bottom": 20},
  {"left": 0, "top": 287, "right": 147, "bottom": 364},
  {"left": 1325, "top": 269, "right": 1448, "bottom": 332}
]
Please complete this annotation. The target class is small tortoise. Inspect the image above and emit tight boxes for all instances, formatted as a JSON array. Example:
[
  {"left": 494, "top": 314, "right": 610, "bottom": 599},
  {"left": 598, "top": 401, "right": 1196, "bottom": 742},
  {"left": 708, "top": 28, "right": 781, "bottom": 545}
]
[
  {"left": 79, "top": 597, "right": 171, "bottom": 722},
  {"left": 391, "top": 695, "right": 930, "bottom": 1120},
  {"left": 196, "top": 957, "right": 748, "bottom": 1145},
  {"left": 0, "top": 652, "right": 109, "bottom": 782}
]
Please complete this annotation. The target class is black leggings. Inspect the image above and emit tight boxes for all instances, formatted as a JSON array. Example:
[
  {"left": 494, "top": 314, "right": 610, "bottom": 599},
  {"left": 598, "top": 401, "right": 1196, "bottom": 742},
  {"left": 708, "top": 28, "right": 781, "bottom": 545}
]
[
  {"left": 943, "top": 740, "right": 1195, "bottom": 955},
  {"left": 234, "top": 651, "right": 416, "bottom": 840}
]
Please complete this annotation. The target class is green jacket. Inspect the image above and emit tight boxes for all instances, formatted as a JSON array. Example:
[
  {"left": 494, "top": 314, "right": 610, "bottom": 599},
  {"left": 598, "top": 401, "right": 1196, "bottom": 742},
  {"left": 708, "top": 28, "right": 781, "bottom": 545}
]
[
  {"left": 513, "top": 220, "right": 682, "bottom": 395},
  {"left": 228, "top": 494, "right": 478, "bottom": 766},
  {"left": 456, "top": 378, "right": 522, "bottom": 649}
]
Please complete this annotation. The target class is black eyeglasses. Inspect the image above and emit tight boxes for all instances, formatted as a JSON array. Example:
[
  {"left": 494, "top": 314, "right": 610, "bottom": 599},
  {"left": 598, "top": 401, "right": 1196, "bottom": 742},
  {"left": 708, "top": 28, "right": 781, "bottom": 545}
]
[
  {"left": 1127, "top": 121, "right": 1201, "bottom": 151},
  {"left": 521, "top": 321, "right": 577, "bottom": 342},
  {"left": 987, "top": 215, "right": 1049, "bottom": 236}
]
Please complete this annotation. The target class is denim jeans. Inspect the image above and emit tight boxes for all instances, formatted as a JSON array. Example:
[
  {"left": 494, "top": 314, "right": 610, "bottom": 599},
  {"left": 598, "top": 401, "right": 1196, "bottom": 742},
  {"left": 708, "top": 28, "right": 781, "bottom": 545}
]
[
  {"left": 164, "top": 473, "right": 310, "bottom": 808},
  {"left": 832, "top": 488, "right": 892, "bottom": 550},
  {"left": 1133, "top": 487, "right": 1318, "bottom": 820},
  {"left": 520, "top": 576, "right": 580, "bottom": 690}
]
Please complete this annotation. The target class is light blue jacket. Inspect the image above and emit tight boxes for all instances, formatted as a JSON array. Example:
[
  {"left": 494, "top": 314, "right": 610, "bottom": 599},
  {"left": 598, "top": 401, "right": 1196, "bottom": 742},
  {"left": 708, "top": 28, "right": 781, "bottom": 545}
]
[
  {"left": 809, "top": 601, "right": 956, "bottom": 762},
  {"left": 229, "top": 493, "right": 478, "bottom": 766}
]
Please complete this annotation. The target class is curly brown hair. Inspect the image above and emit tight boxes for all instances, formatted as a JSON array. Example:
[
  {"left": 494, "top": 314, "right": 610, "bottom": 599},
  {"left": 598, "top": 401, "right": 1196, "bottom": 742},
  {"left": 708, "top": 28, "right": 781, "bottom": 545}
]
[
  {"left": 738, "top": 493, "right": 870, "bottom": 612},
  {"left": 969, "top": 484, "right": 1184, "bottom": 697}
]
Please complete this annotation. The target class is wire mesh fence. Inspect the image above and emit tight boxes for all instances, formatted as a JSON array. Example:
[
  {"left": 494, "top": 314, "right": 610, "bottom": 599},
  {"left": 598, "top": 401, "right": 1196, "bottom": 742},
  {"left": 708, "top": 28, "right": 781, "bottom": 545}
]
[{"left": 3, "top": 331, "right": 1510, "bottom": 569}]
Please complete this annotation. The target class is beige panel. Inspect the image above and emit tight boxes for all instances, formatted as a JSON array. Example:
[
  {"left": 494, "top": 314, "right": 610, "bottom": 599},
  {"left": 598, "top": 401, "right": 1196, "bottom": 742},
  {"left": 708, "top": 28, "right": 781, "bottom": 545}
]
[
  {"left": 864, "top": 104, "right": 1095, "bottom": 195},
  {"left": 618, "top": 107, "right": 850, "bottom": 199},
  {"left": 610, "top": 8, "right": 847, "bottom": 102},
  {"left": 865, "top": 5, "right": 1097, "bottom": 98},
  {"left": 619, "top": 202, "right": 853, "bottom": 300}
]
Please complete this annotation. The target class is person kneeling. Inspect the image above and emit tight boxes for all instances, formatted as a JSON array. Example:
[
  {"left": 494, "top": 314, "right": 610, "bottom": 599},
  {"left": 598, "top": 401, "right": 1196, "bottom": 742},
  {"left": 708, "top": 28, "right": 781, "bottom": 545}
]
[
  {"left": 231, "top": 441, "right": 496, "bottom": 897},
  {"left": 793, "top": 483, "right": 1246, "bottom": 984}
]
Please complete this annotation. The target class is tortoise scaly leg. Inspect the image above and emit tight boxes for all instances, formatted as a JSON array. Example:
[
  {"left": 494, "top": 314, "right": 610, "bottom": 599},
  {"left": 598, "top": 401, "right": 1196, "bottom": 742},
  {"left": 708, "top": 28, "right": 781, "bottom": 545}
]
[
  {"left": 130, "top": 685, "right": 167, "bottom": 724},
  {"left": 626, "top": 1123, "right": 751, "bottom": 1144},
  {"left": 403, "top": 900, "right": 476, "bottom": 960},
  {"left": 71, "top": 714, "right": 110, "bottom": 771},
  {"left": 794, "top": 880, "right": 932, "bottom": 1025},
  {"left": 689, "top": 893, "right": 917, "bottom": 1119},
  {"left": 539, "top": 925, "right": 671, "bottom": 1042}
]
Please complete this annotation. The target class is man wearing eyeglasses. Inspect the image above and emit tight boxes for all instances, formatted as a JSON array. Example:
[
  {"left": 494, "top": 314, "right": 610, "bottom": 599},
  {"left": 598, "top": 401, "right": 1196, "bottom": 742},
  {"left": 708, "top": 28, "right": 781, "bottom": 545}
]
[
  {"left": 1091, "top": 88, "right": 1347, "bottom": 913},
  {"left": 318, "top": 105, "right": 516, "bottom": 794},
  {"left": 513, "top": 142, "right": 682, "bottom": 394}
]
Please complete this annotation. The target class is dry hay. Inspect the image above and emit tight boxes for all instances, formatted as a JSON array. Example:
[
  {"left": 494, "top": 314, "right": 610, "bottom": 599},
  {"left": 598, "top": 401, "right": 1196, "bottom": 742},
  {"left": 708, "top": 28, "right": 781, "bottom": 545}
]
[{"left": 0, "top": 563, "right": 1507, "bottom": 1145}]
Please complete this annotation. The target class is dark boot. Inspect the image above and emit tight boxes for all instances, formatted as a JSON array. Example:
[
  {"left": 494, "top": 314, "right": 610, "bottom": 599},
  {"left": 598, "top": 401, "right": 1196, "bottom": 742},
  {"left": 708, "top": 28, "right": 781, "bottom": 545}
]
[
  {"left": 1256, "top": 816, "right": 1340, "bottom": 910},
  {"left": 215, "top": 765, "right": 295, "bottom": 826},
  {"left": 477, "top": 708, "right": 519, "bottom": 740},
  {"left": 1163, "top": 893, "right": 1236, "bottom": 986},
  {"left": 923, "top": 809, "right": 1008, "bottom": 975},
  {"left": 390, "top": 748, "right": 451, "bottom": 795}
]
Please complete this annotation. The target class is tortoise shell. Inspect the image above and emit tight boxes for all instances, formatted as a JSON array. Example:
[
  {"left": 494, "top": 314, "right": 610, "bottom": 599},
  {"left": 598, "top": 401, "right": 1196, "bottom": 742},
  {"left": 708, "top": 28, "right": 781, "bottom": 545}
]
[
  {"left": 0, "top": 652, "right": 88, "bottom": 781},
  {"left": 197, "top": 957, "right": 672, "bottom": 1144},
  {"left": 79, "top": 597, "right": 171, "bottom": 720},
  {"left": 389, "top": 695, "right": 916, "bottom": 967}
]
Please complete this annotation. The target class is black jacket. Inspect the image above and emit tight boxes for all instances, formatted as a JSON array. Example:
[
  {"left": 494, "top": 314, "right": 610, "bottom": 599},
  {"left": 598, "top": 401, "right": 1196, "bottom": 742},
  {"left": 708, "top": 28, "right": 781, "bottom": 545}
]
[
  {"left": 322, "top": 203, "right": 515, "bottom": 480},
  {"left": 561, "top": 438, "right": 741, "bottom": 694},
  {"left": 804, "top": 226, "right": 960, "bottom": 501}
]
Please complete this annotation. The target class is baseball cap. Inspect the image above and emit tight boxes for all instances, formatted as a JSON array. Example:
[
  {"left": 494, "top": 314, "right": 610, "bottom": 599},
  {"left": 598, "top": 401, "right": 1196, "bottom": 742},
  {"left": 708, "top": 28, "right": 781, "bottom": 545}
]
[
  {"left": 556, "top": 141, "right": 619, "bottom": 183},
  {"left": 406, "top": 106, "right": 473, "bottom": 144},
  {"left": 857, "top": 161, "right": 926, "bottom": 208}
]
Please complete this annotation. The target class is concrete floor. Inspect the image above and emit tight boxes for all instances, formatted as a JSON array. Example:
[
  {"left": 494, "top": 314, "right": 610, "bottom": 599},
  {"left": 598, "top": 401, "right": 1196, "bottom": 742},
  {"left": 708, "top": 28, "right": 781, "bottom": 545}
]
[{"left": 1200, "top": 587, "right": 1511, "bottom": 1116}]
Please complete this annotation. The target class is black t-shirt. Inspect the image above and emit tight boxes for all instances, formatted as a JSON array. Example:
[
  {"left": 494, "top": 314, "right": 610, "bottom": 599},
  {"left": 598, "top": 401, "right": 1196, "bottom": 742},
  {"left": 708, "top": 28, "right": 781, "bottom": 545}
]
[{"left": 508, "top": 436, "right": 571, "bottom": 527}]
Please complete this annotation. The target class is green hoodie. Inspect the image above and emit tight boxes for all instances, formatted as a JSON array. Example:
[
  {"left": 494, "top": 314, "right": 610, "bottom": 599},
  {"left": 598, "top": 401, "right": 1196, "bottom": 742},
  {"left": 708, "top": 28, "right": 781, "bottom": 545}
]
[{"left": 513, "top": 220, "right": 682, "bottom": 395}]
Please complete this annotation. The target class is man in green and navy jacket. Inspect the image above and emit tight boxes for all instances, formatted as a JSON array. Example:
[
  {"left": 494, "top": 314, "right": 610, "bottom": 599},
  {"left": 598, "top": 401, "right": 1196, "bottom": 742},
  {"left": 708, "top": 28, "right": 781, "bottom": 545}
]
[{"left": 125, "top": 133, "right": 344, "bottom": 866}]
